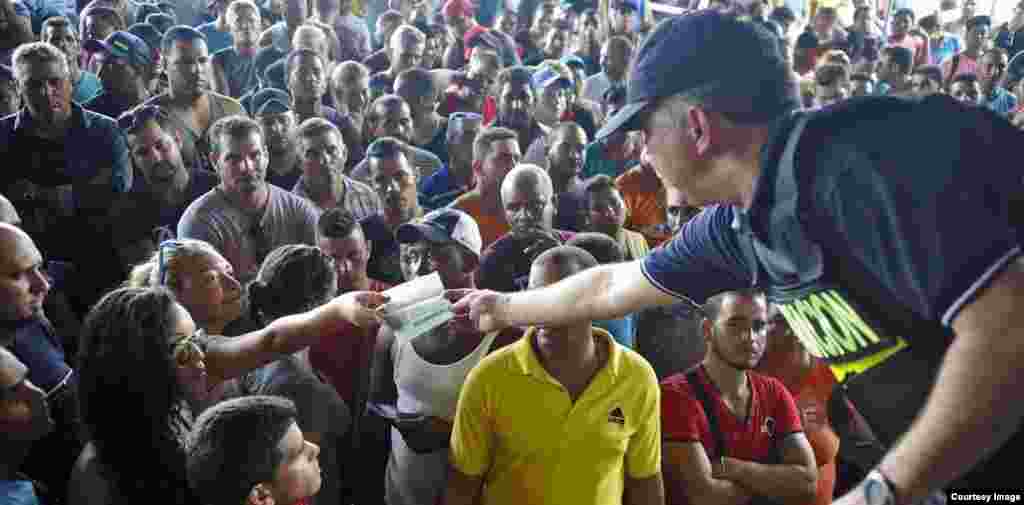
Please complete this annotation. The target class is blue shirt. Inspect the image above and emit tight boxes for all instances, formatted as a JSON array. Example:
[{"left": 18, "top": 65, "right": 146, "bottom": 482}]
[
  {"left": 83, "top": 91, "right": 139, "bottom": 121},
  {"left": 0, "top": 103, "right": 132, "bottom": 197},
  {"left": 198, "top": 21, "right": 234, "bottom": 55},
  {"left": 420, "top": 164, "right": 464, "bottom": 210},
  {"left": 72, "top": 70, "right": 102, "bottom": 105},
  {"left": 0, "top": 480, "right": 41, "bottom": 505},
  {"left": 213, "top": 47, "right": 259, "bottom": 98},
  {"left": 595, "top": 315, "right": 635, "bottom": 348},
  {"left": 984, "top": 87, "right": 1018, "bottom": 117}
]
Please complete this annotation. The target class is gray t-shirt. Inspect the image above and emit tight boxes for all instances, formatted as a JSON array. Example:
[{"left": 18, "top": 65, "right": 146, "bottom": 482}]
[{"left": 177, "top": 184, "right": 319, "bottom": 283}]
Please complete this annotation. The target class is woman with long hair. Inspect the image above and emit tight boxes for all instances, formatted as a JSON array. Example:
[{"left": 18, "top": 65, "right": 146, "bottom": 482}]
[{"left": 67, "top": 283, "right": 384, "bottom": 504}]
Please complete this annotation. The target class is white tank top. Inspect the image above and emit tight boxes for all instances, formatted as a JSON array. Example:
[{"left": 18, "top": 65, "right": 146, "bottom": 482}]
[{"left": 385, "top": 327, "right": 498, "bottom": 505}]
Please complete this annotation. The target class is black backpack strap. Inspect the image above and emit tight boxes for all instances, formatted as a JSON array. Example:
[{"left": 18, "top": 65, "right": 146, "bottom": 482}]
[{"left": 687, "top": 367, "right": 727, "bottom": 461}]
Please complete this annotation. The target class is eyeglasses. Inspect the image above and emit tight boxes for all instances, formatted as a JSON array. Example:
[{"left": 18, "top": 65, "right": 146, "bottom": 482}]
[
  {"left": 157, "top": 239, "right": 184, "bottom": 286},
  {"left": 117, "top": 104, "right": 166, "bottom": 132},
  {"left": 169, "top": 328, "right": 207, "bottom": 367}
]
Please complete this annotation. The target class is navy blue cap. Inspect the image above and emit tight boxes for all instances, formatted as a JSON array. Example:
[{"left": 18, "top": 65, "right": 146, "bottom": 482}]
[
  {"left": 251, "top": 87, "right": 291, "bottom": 116},
  {"left": 595, "top": 10, "right": 789, "bottom": 141},
  {"left": 84, "top": 31, "right": 154, "bottom": 67}
]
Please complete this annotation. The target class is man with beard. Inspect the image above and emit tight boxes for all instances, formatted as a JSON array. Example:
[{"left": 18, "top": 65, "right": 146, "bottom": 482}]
[
  {"left": 211, "top": 0, "right": 262, "bottom": 99},
  {"left": 292, "top": 117, "right": 381, "bottom": 219},
  {"left": 660, "top": 290, "right": 817, "bottom": 505},
  {"left": 350, "top": 94, "right": 442, "bottom": 183},
  {"left": 146, "top": 26, "right": 244, "bottom": 174},
  {"left": 83, "top": 31, "right": 155, "bottom": 120},
  {"left": 41, "top": 17, "right": 102, "bottom": 106},
  {"left": 178, "top": 114, "right": 319, "bottom": 283},
  {"left": 362, "top": 136, "right": 422, "bottom": 285},
  {"left": 583, "top": 175, "right": 648, "bottom": 262},
  {"left": 117, "top": 104, "right": 218, "bottom": 231},
  {"left": 250, "top": 88, "right": 304, "bottom": 191},
  {"left": 444, "top": 245, "right": 663, "bottom": 505},
  {"left": 491, "top": 66, "right": 545, "bottom": 155},
  {"left": 448, "top": 126, "right": 520, "bottom": 248}
]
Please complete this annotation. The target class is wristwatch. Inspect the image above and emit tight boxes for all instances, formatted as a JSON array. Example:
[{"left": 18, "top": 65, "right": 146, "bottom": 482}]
[{"left": 864, "top": 470, "right": 897, "bottom": 505}]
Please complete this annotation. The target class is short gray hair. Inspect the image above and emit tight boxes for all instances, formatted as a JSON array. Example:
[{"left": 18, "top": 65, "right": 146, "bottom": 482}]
[
  {"left": 12, "top": 42, "right": 69, "bottom": 83},
  {"left": 208, "top": 114, "right": 264, "bottom": 154},
  {"left": 389, "top": 24, "right": 425, "bottom": 53}
]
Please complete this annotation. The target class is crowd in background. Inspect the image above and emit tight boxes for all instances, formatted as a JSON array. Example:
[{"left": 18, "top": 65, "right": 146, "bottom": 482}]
[{"left": 0, "top": 0, "right": 1014, "bottom": 502}]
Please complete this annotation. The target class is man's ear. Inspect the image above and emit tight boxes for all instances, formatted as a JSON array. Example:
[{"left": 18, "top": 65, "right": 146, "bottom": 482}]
[
  {"left": 686, "top": 105, "right": 715, "bottom": 157},
  {"left": 247, "top": 483, "right": 275, "bottom": 505}
]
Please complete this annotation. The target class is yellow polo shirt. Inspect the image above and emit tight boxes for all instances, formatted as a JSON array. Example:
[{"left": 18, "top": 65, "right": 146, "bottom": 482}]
[{"left": 449, "top": 327, "right": 661, "bottom": 505}]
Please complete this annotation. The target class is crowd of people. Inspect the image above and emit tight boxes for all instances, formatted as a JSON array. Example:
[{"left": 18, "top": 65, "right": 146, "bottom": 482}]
[{"left": 0, "top": 0, "right": 1021, "bottom": 503}]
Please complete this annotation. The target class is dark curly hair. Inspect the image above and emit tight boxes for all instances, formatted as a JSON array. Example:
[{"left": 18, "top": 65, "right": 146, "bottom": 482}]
[
  {"left": 248, "top": 244, "right": 338, "bottom": 323},
  {"left": 77, "top": 286, "right": 197, "bottom": 503}
]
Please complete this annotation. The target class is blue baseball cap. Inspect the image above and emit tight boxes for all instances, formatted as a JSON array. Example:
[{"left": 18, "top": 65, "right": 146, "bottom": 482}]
[
  {"left": 531, "top": 63, "right": 573, "bottom": 91},
  {"left": 251, "top": 88, "right": 291, "bottom": 116},
  {"left": 84, "top": 31, "right": 154, "bottom": 67},
  {"left": 595, "top": 10, "right": 793, "bottom": 141}
]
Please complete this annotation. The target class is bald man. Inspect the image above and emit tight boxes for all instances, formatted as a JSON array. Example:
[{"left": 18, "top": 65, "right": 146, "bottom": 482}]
[
  {"left": 0, "top": 194, "right": 20, "bottom": 227},
  {"left": 445, "top": 245, "right": 664, "bottom": 505},
  {"left": 0, "top": 223, "right": 82, "bottom": 499},
  {"left": 498, "top": 164, "right": 574, "bottom": 242}
]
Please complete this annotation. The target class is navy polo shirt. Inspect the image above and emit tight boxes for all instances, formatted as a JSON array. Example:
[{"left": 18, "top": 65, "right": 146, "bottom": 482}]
[
  {"left": 642, "top": 95, "right": 1024, "bottom": 486},
  {"left": 0, "top": 103, "right": 132, "bottom": 197}
]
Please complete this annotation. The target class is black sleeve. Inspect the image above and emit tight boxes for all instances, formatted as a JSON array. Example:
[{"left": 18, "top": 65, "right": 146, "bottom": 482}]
[{"left": 812, "top": 100, "right": 1024, "bottom": 328}]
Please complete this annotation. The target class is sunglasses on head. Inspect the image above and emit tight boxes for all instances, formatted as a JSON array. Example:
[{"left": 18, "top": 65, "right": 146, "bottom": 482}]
[{"left": 117, "top": 104, "right": 166, "bottom": 132}]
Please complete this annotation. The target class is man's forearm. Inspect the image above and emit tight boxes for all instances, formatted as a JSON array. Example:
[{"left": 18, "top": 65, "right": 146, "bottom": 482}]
[
  {"left": 877, "top": 324, "right": 1024, "bottom": 502},
  {"left": 503, "top": 261, "right": 662, "bottom": 328},
  {"left": 726, "top": 459, "right": 817, "bottom": 505}
]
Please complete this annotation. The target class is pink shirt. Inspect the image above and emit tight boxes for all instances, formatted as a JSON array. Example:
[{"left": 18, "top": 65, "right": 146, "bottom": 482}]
[{"left": 941, "top": 53, "right": 979, "bottom": 80}]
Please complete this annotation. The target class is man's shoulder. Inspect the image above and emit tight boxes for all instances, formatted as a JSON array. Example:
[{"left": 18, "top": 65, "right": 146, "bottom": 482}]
[
  {"left": 270, "top": 183, "right": 318, "bottom": 212},
  {"left": 180, "top": 188, "right": 227, "bottom": 222},
  {"left": 611, "top": 342, "right": 659, "bottom": 387},
  {"left": 209, "top": 92, "right": 244, "bottom": 113},
  {"left": 468, "top": 338, "right": 525, "bottom": 381},
  {"left": 748, "top": 371, "right": 794, "bottom": 402}
]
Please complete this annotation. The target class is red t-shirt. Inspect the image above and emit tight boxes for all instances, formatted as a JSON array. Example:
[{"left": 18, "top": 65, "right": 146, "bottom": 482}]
[
  {"left": 308, "top": 279, "right": 391, "bottom": 405},
  {"left": 661, "top": 366, "right": 803, "bottom": 505}
]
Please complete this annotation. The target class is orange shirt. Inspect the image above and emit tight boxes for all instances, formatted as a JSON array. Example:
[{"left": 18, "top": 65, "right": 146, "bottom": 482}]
[
  {"left": 759, "top": 358, "right": 839, "bottom": 505},
  {"left": 450, "top": 190, "right": 510, "bottom": 249},
  {"left": 615, "top": 166, "right": 668, "bottom": 246}
]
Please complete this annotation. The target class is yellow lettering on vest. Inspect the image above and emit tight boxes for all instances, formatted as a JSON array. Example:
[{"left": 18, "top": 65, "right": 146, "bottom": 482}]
[
  {"left": 795, "top": 299, "right": 844, "bottom": 357},
  {"left": 809, "top": 293, "right": 863, "bottom": 353},
  {"left": 820, "top": 290, "right": 882, "bottom": 346},
  {"left": 778, "top": 304, "right": 827, "bottom": 358}
]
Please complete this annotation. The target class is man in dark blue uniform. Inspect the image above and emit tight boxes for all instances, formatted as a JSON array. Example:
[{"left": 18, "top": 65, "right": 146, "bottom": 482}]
[{"left": 457, "top": 9, "right": 1024, "bottom": 503}]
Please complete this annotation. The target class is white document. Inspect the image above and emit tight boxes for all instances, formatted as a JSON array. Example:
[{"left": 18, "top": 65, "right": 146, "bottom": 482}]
[{"left": 378, "top": 273, "right": 454, "bottom": 340}]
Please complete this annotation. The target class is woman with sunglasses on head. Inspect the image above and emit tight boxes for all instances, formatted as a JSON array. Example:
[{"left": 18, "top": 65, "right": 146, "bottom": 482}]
[
  {"left": 68, "top": 275, "right": 385, "bottom": 504},
  {"left": 223, "top": 244, "right": 350, "bottom": 505},
  {"left": 127, "top": 239, "right": 247, "bottom": 337}
]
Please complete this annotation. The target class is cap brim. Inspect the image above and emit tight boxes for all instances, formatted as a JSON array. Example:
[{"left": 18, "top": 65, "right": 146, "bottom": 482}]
[
  {"left": 83, "top": 39, "right": 112, "bottom": 54},
  {"left": 396, "top": 222, "right": 452, "bottom": 246},
  {"left": 595, "top": 100, "right": 650, "bottom": 142}
]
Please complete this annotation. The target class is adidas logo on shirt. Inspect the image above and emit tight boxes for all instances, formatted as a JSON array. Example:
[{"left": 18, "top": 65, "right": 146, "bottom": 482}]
[{"left": 608, "top": 407, "right": 625, "bottom": 426}]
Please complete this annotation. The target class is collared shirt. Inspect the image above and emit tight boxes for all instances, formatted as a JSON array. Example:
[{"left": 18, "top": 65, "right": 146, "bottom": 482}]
[
  {"left": 292, "top": 173, "right": 382, "bottom": 220},
  {"left": 0, "top": 102, "right": 132, "bottom": 199},
  {"left": 641, "top": 95, "right": 1024, "bottom": 487},
  {"left": 449, "top": 327, "right": 661, "bottom": 505},
  {"left": 72, "top": 71, "right": 102, "bottom": 105},
  {"left": 83, "top": 91, "right": 142, "bottom": 122},
  {"left": 419, "top": 164, "right": 468, "bottom": 211}
]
